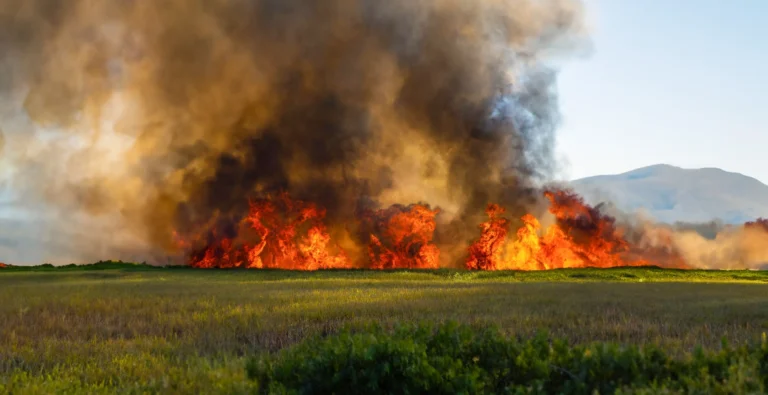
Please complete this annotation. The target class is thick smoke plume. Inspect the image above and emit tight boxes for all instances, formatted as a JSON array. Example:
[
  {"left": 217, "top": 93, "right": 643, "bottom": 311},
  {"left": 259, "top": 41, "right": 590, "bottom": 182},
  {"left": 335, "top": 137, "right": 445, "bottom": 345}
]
[{"left": 0, "top": 0, "right": 588, "bottom": 265}]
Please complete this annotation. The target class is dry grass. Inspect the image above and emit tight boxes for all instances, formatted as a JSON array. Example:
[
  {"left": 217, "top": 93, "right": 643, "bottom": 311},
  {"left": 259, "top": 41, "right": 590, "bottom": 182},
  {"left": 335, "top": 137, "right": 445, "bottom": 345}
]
[{"left": 1, "top": 268, "right": 767, "bottom": 393}]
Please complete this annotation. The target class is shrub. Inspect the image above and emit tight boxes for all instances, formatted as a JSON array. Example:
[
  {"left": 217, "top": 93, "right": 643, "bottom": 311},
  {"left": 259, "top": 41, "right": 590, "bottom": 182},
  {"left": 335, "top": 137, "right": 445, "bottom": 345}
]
[{"left": 247, "top": 322, "right": 768, "bottom": 394}]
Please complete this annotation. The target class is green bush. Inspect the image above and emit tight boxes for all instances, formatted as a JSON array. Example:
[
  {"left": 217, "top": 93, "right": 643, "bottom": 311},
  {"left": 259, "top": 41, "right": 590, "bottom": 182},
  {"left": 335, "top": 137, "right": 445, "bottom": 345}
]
[{"left": 247, "top": 323, "right": 768, "bottom": 394}]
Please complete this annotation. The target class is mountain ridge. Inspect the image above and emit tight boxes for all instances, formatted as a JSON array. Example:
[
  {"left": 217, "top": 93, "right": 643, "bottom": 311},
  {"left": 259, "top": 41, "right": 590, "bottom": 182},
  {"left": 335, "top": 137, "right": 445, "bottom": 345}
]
[{"left": 570, "top": 164, "right": 768, "bottom": 224}]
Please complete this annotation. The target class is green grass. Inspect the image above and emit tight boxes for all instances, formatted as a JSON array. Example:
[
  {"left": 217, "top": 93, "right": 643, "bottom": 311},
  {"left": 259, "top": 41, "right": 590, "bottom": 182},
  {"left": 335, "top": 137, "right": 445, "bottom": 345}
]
[{"left": 1, "top": 265, "right": 767, "bottom": 393}]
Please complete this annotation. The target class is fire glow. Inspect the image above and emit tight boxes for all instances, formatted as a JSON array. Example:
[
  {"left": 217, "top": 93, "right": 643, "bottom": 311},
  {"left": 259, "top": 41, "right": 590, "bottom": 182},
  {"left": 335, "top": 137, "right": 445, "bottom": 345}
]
[
  {"left": 6, "top": 1, "right": 767, "bottom": 270},
  {"left": 174, "top": 189, "right": 695, "bottom": 270}
]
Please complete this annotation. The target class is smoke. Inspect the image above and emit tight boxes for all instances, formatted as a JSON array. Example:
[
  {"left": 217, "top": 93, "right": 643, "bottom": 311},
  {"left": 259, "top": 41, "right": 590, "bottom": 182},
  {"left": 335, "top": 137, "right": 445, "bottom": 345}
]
[
  {"left": 663, "top": 219, "right": 768, "bottom": 270},
  {"left": 671, "top": 220, "right": 726, "bottom": 240},
  {"left": 670, "top": 227, "right": 768, "bottom": 270},
  {"left": 0, "top": 0, "right": 588, "bottom": 264},
  {"left": 588, "top": 202, "right": 768, "bottom": 270}
]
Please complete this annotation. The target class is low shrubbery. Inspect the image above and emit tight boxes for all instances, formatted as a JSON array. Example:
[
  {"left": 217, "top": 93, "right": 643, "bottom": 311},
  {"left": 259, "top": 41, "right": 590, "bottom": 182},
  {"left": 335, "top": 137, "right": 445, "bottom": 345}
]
[
  {"left": 3, "top": 269, "right": 768, "bottom": 393},
  {"left": 248, "top": 322, "right": 768, "bottom": 394}
]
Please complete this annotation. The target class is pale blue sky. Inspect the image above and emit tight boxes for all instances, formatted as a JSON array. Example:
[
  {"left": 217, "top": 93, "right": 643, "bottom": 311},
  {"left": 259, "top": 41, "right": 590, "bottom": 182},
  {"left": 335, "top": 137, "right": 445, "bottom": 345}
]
[{"left": 557, "top": 0, "right": 768, "bottom": 183}]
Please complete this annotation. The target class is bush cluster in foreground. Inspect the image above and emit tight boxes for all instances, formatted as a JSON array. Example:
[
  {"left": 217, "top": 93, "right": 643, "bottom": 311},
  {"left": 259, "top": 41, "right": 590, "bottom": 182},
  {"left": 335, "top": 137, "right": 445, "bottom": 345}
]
[{"left": 248, "top": 322, "right": 768, "bottom": 394}]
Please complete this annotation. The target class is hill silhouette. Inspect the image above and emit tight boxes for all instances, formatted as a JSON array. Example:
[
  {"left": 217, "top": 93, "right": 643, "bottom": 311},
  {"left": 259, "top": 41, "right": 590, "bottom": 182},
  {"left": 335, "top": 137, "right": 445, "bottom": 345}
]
[{"left": 571, "top": 164, "right": 768, "bottom": 224}]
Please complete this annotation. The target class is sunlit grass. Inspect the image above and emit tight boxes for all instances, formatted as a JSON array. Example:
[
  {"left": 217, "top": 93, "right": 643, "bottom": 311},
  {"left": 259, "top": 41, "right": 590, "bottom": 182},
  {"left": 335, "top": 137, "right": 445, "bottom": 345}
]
[{"left": 1, "top": 266, "right": 767, "bottom": 393}]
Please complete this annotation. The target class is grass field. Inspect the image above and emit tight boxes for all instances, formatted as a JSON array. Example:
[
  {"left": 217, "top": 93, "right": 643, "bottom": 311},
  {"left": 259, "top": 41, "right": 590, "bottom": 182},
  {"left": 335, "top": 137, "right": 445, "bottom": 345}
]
[{"left": 1, "top": 264, "right": 768, "bottom": 393}]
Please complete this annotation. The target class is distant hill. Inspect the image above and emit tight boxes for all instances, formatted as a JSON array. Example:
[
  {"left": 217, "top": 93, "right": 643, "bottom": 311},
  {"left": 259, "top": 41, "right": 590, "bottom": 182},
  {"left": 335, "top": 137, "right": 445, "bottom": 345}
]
[{"left": 570, "top": 164, "right": 768, "bottom": 224}]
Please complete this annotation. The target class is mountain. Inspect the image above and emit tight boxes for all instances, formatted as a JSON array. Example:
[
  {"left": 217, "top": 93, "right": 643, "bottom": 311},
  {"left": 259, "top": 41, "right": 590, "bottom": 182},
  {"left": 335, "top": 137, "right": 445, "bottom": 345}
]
[{"left": 570, "top": 164, "right": 768, "bottom": 224}]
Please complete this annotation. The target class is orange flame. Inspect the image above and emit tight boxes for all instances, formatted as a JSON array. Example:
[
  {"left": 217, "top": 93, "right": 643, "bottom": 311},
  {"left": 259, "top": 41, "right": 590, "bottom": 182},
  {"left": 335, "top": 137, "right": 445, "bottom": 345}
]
[
  {"left": 465, "top": 204, "right": 509, "bottom": 270},
  {"left": 466, "top": 190, "right": 689, "bottom": 270},
  {"left": 175, "top": 189, "right": 700, "bottom": 270},
  {"left": 361, "top": 204, "right": 441, "bottom": 269},
  {"left": 180, "top": 192, "right": 350, "bottom": 269}
]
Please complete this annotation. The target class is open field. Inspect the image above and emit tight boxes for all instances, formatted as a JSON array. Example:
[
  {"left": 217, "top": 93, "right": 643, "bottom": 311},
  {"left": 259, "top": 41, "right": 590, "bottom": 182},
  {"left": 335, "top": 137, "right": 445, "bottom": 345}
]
[{"left": 2, "top": 265, "right": 768, "bottom": 393}]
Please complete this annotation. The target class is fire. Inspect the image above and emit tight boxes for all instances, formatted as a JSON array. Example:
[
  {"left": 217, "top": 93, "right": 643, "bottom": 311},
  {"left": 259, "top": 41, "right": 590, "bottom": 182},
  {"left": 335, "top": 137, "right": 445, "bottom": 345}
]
[
  {"left": 175, "top": 189, "right": 698, "bottom": 270},
  {"left": 177, "top": 196, "right": 442, "bottom": 269},
  {"left": 465, "top": 204, "right": 509, "bottom": 270},
  {"left": 537, "top": 190, "right": 635, "bottom": 269},
  {"left": 360, "top": 204, "right": 441, "bottom": 269},
  {"left": 465, "top": 190, "right": 688, "bottom": 270},
  {"left": 179, "top": 192, "right": 350, "bottom": 269},
  {"left": 247, "top": 194, "right": 350, "bottom": 270},
  {"left": 0, "top": 262, "right": 6, "bottom": 269}
]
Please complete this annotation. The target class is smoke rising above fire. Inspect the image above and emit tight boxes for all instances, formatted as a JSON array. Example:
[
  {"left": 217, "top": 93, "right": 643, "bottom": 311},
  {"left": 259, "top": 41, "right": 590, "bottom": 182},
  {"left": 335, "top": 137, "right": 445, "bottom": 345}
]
[
  {"left": 1, "top": 1, "right": 766, "bottom": 269},
  {"left": 0, "top": 0, "right": 589, "bottom": 265}
]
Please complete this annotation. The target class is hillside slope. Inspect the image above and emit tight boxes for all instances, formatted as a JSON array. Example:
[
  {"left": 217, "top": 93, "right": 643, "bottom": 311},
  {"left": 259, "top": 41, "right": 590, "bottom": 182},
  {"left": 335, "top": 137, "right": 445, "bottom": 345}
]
[{"left": 571, "top": 164, "right": 768, "bottom": 224}]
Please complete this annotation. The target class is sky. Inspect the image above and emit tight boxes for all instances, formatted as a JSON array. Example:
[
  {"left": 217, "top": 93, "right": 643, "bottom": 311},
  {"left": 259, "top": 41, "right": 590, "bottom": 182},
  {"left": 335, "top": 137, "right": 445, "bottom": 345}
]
[{"left": 556, "top": 0, "right": 768, "bottom": 183}]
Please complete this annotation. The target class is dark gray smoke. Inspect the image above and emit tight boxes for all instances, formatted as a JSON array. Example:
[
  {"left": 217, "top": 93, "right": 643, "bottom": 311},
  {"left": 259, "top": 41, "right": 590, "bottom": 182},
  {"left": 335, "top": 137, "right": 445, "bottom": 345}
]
[{"left": 0, "top": 0, "right": 588, "bottom": 265}]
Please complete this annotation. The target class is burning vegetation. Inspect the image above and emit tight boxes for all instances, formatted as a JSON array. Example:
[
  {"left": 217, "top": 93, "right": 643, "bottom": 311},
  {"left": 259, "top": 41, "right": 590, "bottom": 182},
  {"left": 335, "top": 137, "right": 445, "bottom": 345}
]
[
  {"left": 176, "top": 192, "right": 351, "bottom": 270},
  {"left": 173, "top": 188, "right": 699, "bottom": 270},
  {"left": 1, "top": 0, "right": 767, "bottom": 269}
]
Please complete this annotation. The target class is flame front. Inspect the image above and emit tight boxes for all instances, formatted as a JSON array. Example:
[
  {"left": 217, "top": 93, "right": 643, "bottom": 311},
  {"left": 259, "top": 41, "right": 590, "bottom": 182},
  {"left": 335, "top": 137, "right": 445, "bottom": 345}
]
[
  {"left": 179, "top": 193, "right": 351, "bottom": 270},
  {"left": 361, "top": 204, "right": 441, "bottom": 269},
  {"left": 174, "top": 188, "right": 766, "bottom": 270},
  {"left": 465, "top": 204, "right": 509, "bottom": 270},
  {"left": 465, "top": 190, "right": 690, "bottom": 270}
]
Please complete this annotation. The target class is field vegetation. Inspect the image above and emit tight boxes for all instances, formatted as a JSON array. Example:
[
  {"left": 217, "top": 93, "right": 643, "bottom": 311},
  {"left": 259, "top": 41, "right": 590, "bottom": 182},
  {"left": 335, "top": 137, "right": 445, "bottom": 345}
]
[{"left": 1, "top": 262, "right": 767, "bottom": 393}]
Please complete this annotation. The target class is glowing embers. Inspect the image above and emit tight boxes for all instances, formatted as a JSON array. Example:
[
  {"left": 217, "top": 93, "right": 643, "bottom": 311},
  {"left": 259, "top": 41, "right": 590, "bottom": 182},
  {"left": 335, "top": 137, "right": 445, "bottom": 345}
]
[
  {"left": 360, "top": 204, "right": 441, "bottom": 269},
  {"left": 180, "top": 192, "right": 350, "bottom": 270}
]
